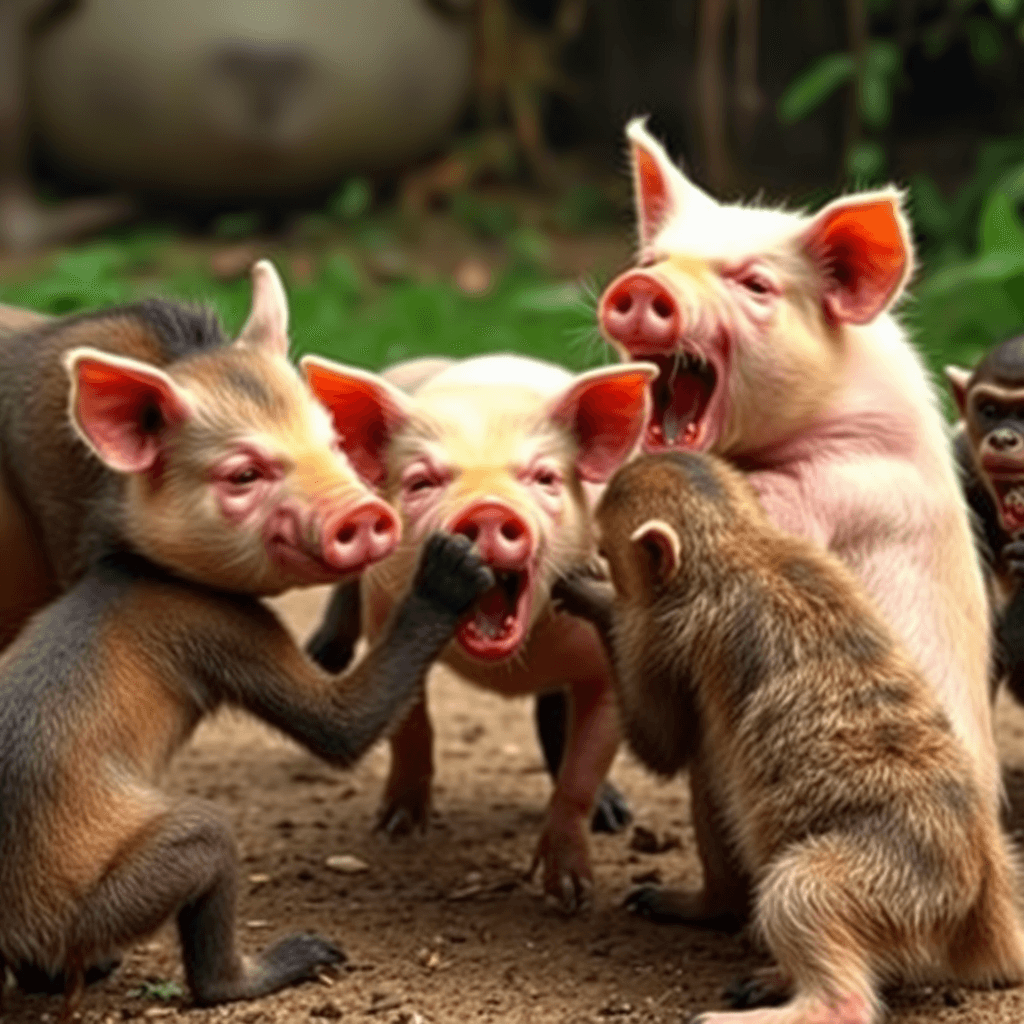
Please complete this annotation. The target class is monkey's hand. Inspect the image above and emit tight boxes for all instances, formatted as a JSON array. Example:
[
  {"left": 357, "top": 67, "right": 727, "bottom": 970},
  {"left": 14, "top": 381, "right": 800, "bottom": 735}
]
[
  {"left": 552, "top": 569, "right": 615, "bottom": 637},
  {"left": 413, "top": 533, "right": 495, "bottom": 619}
]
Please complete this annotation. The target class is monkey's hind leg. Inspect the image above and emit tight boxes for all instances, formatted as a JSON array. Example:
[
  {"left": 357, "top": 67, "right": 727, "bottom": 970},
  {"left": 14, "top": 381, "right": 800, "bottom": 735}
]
[{"left": 71, "top": 800, "right": 342, "bottom": 1008}]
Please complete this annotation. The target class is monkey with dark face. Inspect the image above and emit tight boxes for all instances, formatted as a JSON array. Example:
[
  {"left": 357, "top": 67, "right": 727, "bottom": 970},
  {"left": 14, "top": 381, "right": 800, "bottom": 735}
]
[
  {"left": 947, "top": 337, "right": 1024, "bottom": 703},
  {"left": 555, "top": 452, "right": 1024, "bottom": 1024}
]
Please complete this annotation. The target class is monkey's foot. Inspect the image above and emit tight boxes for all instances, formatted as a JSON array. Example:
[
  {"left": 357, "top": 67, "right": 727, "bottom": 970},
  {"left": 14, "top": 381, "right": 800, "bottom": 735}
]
[
  {"left": 0, "top": 184, "right": 136, "bottom": 254},
  {"left": 625, "top": 886, "right": 743, "bottom": 930},
  {"left": 689, "top": 992, "right": 873, "bottom": 1024},
  {"left": 724, "top": 967, "right": 792, "bottom": 1009},
  {"left": 591, "top": 780, "right": 632, "bottom": 833}
]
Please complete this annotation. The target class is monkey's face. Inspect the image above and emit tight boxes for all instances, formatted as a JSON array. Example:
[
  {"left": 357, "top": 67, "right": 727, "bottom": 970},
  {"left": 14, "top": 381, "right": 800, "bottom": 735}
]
[
  {"left": 965, "top": 384, "right": 1024, "bottom": 535},
  {"left": 66, "top": 344, "right": 401, "bottom": 596},
  {"left": 597, "top": 121, "right": 911, "bottom": 462}
]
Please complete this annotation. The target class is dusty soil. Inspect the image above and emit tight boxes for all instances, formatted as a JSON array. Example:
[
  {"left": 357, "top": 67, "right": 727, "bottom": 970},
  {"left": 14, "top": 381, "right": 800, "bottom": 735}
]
[{"left": 8, "top": 586, "right": 1024, "bottom": 1024}]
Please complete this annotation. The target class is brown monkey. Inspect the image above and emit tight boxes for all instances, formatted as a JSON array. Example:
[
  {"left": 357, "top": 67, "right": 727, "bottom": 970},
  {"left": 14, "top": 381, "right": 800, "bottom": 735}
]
[
  {"left": 947, "top": 338, "right": 1024, "bottom": 704},
  {"left": 0, "top": 532, "right": 492, "bottom": 1020},
  {"left": 555, "top": 452, "right": 1024, "bottom": 1024},
  {"left": 0, "top": 260, "right": 402, "bottom": 652}
]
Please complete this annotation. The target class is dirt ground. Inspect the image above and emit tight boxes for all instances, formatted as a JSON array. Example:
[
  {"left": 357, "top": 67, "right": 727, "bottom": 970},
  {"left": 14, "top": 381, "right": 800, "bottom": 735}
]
[{"left": 9, "top": 586, "right": 1024, "bottom": 1024}]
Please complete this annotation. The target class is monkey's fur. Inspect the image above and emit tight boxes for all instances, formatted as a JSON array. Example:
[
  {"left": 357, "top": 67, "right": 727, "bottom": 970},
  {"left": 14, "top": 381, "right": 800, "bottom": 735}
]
[
  {"left": 0, "top": 534, "right": 492, "bottom": 1021},
  {"left": 556, "top": 452, "right": 1024, "bottom": 1024}
]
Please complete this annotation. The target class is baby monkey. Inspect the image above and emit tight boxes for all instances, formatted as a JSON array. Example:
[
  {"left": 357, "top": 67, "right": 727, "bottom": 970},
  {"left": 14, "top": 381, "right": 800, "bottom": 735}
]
[{"left": 555, "top": 452, "right": 1024, "bottom": 1024}]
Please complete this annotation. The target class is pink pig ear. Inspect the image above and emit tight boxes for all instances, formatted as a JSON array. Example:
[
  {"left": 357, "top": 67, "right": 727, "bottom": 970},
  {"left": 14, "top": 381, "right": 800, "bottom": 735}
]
[
  {"left": 802, "top": 190, "right": 912, "bottom": 325},
  {"left": 944, "top": 365, "right": 972, "bottom": 418},
  {"left": 626, "top": 118, "right": 715, "bottom": 249},
  {"left": 64, "top": 347, "right": 192, "bottom": 474},
  {"left": 300, "top": 356, "right": 412, "bottom": 487},
  {"left": 550, "top": 362, "right": 658, "bottom": 483},
  {"left": 236, "top": 259, "right": 290, "bottom": 359}
]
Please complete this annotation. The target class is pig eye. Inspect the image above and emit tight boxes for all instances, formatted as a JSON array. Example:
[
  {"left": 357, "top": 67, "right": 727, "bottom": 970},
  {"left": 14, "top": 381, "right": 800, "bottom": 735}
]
[
  {"left": 741, "top": 273, "right": 774, "bottom": 297},
  {"left": 229, "top": 466, "right": 262, "bottom": 487}
]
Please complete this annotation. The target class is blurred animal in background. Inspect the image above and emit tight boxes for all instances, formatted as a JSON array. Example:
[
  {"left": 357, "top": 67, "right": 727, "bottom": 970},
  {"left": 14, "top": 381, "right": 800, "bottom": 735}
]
[
  {"left": 301, "top": 352, "right": 655, "bottom": 912},
  {"left": 555, "top": 451, "right": 1024, "bottom": 1024},
  {"left": 1, "top": 0, "right": 472, "bottom": 249},
  {"left": 0, "top": 0, "right": 135, "bottom": 252},
  {"left": 538, "top": 118, "right": 1000, "bottom": 814},
  {"left": 948, "top": 337, "right": 1024, "bottom": 705},
  {"left": 0, "top": 261, "right": 402, "bottom": 650},
  {"left": 0, "top": 527, "right": 492, "bottom": 1020}
]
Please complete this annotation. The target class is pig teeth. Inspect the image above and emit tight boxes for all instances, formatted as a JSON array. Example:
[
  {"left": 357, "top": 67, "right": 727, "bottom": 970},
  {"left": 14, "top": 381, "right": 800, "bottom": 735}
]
[{"left": 1005, "top": 487, "right": 1024, "bottom": 511}]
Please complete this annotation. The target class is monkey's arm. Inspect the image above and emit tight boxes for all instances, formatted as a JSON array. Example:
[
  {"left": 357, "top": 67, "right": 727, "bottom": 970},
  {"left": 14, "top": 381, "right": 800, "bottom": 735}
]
[
  {"left": 190, "top": 534, "right": 492, "bottom": 766},
  {"left": 552, "top": 571, "right": 616, "bottom": 648}
]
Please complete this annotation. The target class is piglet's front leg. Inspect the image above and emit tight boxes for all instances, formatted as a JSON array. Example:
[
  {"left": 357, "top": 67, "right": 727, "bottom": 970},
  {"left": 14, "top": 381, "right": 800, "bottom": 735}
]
[{"left": 527, "top": 615, "right": 621, "bottom": 913}]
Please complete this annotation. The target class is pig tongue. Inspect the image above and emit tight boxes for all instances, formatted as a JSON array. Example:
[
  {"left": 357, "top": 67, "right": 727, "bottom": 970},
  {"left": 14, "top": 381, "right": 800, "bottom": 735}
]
[{"left": 474, "top": 585, "right": 512, "bottom": 639}]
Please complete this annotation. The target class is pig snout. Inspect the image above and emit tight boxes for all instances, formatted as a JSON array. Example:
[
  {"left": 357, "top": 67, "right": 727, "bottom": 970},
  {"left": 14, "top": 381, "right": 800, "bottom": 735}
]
[
  {"left": 600, "top": 271, "right": 681, "bottom": 351},
  {"left": 450, "top": 501, "right": 533, "bottom": 569},
  {"left": 321, "top": 498, "right": 401, "bottom": 572}
]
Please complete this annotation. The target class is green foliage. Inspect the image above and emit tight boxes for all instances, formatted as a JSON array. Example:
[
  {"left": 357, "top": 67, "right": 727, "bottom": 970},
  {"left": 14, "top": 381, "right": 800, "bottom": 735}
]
[
  {"left": 329, "top": 178, "right": 373, "bottom": 222},
  {"left": 129, "top": 979, "right": 184, "bottom": 1001},
  {"left": 777, "top": 53, "right": 855, "bottom": 124},
  {"left": 450, "top": 193, "right": 518, "bottom": 239},
  {"left": 0, "top": 235, "right": 602, "bottom": 373}
]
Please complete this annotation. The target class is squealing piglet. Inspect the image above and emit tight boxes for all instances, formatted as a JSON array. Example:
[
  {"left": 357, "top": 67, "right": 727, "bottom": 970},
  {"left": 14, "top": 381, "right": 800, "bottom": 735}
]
[{"left": 302, "top": 352, "right": 656, "bottom": 910}]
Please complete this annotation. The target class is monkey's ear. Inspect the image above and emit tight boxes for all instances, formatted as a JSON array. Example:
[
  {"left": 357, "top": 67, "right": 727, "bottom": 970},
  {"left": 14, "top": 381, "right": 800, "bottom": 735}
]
[
  {"left": 300, "top": 356, "right": 413, "bottom": 487},
  {"left": 549, "top": 362, "right": 658, "bottom": 483},
  {"left": 625, "top": 118, "right": 716, "bottom": 250},
  {"left": 944, "top": 365, "right": 972, "bottom": 417},
  {"left": 802, "top": 189, "right": 912, "bottom": 325},
  {"left": 64, "top": 347, "right": 193, "bottom": 474},
  {"left": 236, "top": 260, "right": 290, "bottom": 359},
  {"left": 630, "top": 518, "right": 681, "bottom": 585}
]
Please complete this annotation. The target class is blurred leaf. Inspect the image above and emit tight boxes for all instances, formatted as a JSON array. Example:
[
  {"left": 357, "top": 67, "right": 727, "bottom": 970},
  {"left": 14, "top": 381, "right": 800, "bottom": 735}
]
[
  {"left": 979, "top": 163, "right": 1024, "bottom": 253},
  {"left": 319, "top": 254, "right": 364, "bottom": 307},
  {"left": 129, "top": 979, "right": 183, "bottom": 1001},
  {"left": 450, "top": 193, "right": 517, "bottom": 239},
  {"left": 777, "top": 52, "right": 855, "bottom": 124},
  {"left": 329, "top": 178, "right": 373, "bottom": 222},
  {"left": 845, "top": 140, "right": 887, "bottom": 183},
  {"left": 909, "top": 174, "right": 953, "bottom": 241},
  {"left": 989, "top": 0, "right": 1022, "bottom": 19},
  {"left": 865, "top": 39, "right": 902, "bottom": 77},
  {"left": 858, "top": 69, "right": 892, "bottom": 129},
  {"left": 213, "top": 210, "right": 262, "bottom": 240},
  {"left": 553, "top": 184, "right": 619, "bottom": 232},
  {"left": 509, "top": 227, "right": 552, "bottom": 271},
  {"left": 967, "top": 17, "right": 1005, "bottom": 66}
]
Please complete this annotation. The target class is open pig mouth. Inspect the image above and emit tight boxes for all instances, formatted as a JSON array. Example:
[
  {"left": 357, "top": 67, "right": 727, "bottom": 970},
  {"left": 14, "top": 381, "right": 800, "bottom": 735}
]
[
  {"left": 643, "top": 351, "right": 717, "bottom": 451},
  {"left": 459, "top": 567, "right": 532, "bottom": 660},
  {"left": 991, "top": 478, "right": 1024, "bottom": 536}
]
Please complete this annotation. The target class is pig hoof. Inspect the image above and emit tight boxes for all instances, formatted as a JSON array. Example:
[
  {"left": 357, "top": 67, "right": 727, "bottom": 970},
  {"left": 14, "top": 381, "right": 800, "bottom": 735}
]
[
  {"left": 376, "top": 804, "right": 424, "bottom": 837},
  {"left": 591, "top": 781, "right": 632, "bottom": 833}
]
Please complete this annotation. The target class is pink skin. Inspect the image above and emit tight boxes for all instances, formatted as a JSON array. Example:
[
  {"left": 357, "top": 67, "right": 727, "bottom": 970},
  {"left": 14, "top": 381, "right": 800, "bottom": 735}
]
[
  {"left": 598, "top": 262, "right": 779, "bottom": 453},
  {"left": 212, "top": 443, "right": 401, "bottom": 584}
]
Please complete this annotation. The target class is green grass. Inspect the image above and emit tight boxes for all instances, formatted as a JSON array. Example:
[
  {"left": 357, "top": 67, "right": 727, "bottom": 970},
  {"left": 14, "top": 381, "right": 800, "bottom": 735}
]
[{"left": 0, "top": 237, "right": 608, "bottom": 373}]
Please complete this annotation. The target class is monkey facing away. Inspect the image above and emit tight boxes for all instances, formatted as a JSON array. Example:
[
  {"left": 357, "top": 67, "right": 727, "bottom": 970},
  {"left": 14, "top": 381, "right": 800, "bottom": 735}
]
[
  {"left": 0, "top": 260, "right": 402, "bottom": 652},
  {"left": 555, "top": 452, "right": 1024, "bottom": 1024},
  {"left": 0, "top": 530, "right": 493, "bottom": 1021},
  {"left": 947, "top": 338, "right": 1024, "bottom": 704}
]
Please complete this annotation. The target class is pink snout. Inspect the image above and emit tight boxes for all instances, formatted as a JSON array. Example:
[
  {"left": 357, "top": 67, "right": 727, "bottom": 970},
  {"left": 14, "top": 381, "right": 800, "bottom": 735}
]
[
  {"left": 321, "top": 497, "right": 401, "bottom": 572},
  {"left": 450, "top": 501, "right": 533, "bottom": 569},
  {"left": 600, "top": 271, "right": 681, "bottom": 351}
]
